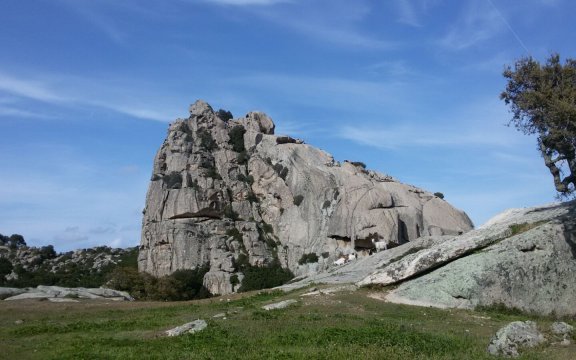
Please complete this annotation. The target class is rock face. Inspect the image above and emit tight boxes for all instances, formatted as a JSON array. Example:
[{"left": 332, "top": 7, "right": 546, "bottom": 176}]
[
  {"left": 139, "top": 100, "right": 473, "bottom": 294},
  {"left": 369, "top": 201, "right": 576, "bottom": 316}
]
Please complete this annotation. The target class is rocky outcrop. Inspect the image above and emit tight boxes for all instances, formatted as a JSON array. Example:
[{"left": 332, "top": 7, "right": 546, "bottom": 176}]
[
  {"left": 2, "top": 285, "right": 134, "bottom": 301},
  {"left": 362, "top": 201, "right": 576, "bottom": 316},
  {"left": 139, "top": 100, "right": 473, "bottom": 294}
]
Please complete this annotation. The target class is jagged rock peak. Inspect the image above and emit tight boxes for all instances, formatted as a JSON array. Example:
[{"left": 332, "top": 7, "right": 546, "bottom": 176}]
[
  {"left": 189, "top": 99, "right": 214, "bottom": 117},
  {"left": 139, "top": 100, "right": 473, "bottom": 295}
]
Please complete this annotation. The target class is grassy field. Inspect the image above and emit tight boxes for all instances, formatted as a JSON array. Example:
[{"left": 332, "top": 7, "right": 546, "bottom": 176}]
[{"left": 1, "top": 286, "right": 574, "bottom": 359}]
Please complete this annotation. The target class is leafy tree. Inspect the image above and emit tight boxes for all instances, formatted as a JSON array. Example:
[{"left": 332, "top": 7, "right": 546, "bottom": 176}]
[
  {"left": 501, "top": 54, "right": 576, "bottom": 196},
  {"left": 228, "top": 125, "right": 246, "bottom": 153}
]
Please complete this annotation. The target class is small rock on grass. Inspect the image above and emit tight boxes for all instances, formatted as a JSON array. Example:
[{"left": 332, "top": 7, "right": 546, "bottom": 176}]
[
  {"left": 262, "top": 299, "right": 297, "bottom": 311},
  {"left": 165, "top": 319, "right": 207, "bottom": 337}
]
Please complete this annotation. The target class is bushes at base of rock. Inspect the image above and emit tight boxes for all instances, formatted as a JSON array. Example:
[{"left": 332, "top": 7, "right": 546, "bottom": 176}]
[
  {"left": 238, "top": 260, "right": 294, "bottom": 292},
  {"left": 298, "top": 253, "right": 319, "bottom": 265},
  {"left": 106, "top": 265, "right": 211, "bottom": 301}
]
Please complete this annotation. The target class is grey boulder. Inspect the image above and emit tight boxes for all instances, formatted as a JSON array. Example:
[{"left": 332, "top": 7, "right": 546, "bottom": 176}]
[{"left": 487, "top": 321, "right": 545, "bottom": 357}]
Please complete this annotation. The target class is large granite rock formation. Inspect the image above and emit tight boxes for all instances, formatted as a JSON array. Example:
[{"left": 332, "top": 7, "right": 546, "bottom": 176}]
[{"left": 139, "top": 100, "right": 473, "bottom": 294}]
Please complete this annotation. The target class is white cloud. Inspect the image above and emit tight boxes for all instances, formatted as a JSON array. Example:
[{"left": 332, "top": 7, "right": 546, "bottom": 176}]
[
  {"left": 201, "top": 0, "right": 291, "bottom": 5},
  {"left": 0, "top": 71, "right": 179, "bottom": 122},
  {"left": 439, "top": 0, "right": 502, "bottom": 50}
]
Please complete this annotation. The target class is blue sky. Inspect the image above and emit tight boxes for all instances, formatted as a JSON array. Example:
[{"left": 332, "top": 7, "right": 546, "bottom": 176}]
[{"left": 0, "top": 0, "right": 573, "bottom": 252}]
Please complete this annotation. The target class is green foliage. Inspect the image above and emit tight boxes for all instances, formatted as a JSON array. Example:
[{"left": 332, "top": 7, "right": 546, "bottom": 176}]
[
  {"left": 273, "top": 163, "right": 289, "bottom": 180},
  {"left": 501, "top": 54, "right": 576, "bottom": 196},
  {"left": 5, "top": 246, "right": 140, "bottom": 289},
  {"left": 237, "top": 150, "right": 249, "bottom": 165},
  {"left": 350, "top": 161, "right": 367, "bottom": 169},
  {"left": 0, "top": 257, "right": 13, "bottom": 284},
  {"left": 298, "top": 253, "right": 319, "bottom": 265},
  {"left": 216, "top": 109, "right": 233, "bottom": 121},
  {"left": 163, "top": 171, "right": 182, "bottom": 189},
  {"left": 508, "top": 221, "right": 546, "bottom": 236},
  {"left": 226, "top": 228, "right": 243, "bottom": 243},
  {"left": 261, "top": 223, "right": 274, "bottom": 234},
  {"left": 107, "top": 265, "right": 211, "bottom": 301},
  {"left": 238, "top": 260, "right": 294, "bottom": 292},
  {"left": 246, "top": 191, "right": 258, "bottom": 203},
  {"left": 230, "top": 274, "right": 239, "bottom": 286},
  {"left": 0, "top": 233, "right": 26, "bottom": 249},
  {"left": 293, "top": 195, "right": 304, "bottom": 206},
  {"left": 223, "top": 205, "right": 239, "bottom": 221},
  {"left": 321, "top": 252, "right": 330, "bottom": 259},
  {"left": 205, "top": 166, "right": 222, "bottom": 180},
  {"left": 434, "top": 192, "right": 444, "bottom": 199},
  {"left": 228, "top": 125, "right": 247, "bottom": 153},
  {"left": 198, "top": 128, "right": 217, "bottom": 150}
]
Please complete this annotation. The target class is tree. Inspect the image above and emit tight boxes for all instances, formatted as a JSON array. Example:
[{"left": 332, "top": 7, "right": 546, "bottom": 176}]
[{"left": 501, "top": 54, "right": 576, "bottom": 197}]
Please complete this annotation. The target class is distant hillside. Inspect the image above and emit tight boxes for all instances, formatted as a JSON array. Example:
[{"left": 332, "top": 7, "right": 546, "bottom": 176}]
[{"left": 0, "top": 233, "right": 137, "bottom": 288}]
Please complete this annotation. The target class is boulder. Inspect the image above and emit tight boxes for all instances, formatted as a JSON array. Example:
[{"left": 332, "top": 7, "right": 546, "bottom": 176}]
[
  {"left": 375, "top": 201, "right": 576, "bottom": 316},
  {"left": 0, "top": 287, "right": 27, "bottom": 300},
  {"left": 487, "top": 321, "right": 545, "bottom": 357},
  {"left": 3, "top": 286, "right": 134, "bottom": 301},
  {"left": 166, "top": 319, "right": 208, "bottom": 337},
  {"left": 262, "top": 299, "right": 298, "bottom": 310}
]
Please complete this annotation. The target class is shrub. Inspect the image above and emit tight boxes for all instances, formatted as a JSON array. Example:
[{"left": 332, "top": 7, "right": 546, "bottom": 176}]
[
  {"left": 224, "top": 205, "right": 239, "bottom": 221},
  {"left": 216, "top": 109, "right": 233, "bottom": 121},
  {"left": 237, "top": 151, "right": 249, "bottom": 165},
  {"left": 293, "top": 195, "right": 304, "bottom": 206},
  {"left": 298, "top": 253, "right": 319, "bottom": 265},
  {"left": 163, "top": 171, "right": 182, "bottom": 189},
  {"left": 228, "top": 125, "right": 246, "bottom": 153},
  {"left": 322, "top": 200, "right": 331, "bottom": 209},
  {"left": 434, "top": 192, "right": 445, "bottom": 199},
  {"left": 230, "top": 274, "right": 239, "bottom": 287},
  {"left": 350, "top": 161, "right": 366, "bottom": 169},
  {"left": 198, "top": 128, "right": 217, "bottom": 150},
  {"left": 238, "top": 260, "right": 294, "bottom": 292},
  {"left": 205, "top": 166, "right": 222, "bottom": 180},
  {"left": 246, "top": 192, "right": 258, "bottom": 203},
  {"left": 261, "top": 223, "right": 274, "bottom": 234}
]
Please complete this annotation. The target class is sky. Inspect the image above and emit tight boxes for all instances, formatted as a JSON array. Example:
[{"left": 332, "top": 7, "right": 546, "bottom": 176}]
[{"left": 0, "top": 0, "right": 574, "bottom": 252}]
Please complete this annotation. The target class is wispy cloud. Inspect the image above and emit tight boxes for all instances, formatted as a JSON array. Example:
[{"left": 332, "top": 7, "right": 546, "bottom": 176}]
[
  {"left": 396, "top": 0, "right": 420, "bottom": 27},
  {"left": 439, "top": 0, "right": 502, "bottom": 50},
  {"left": 251, "top": 0, "right": 395, "bottom": 49},
  {"left": 201, "top": 0, "right": 292, "bottom": 5},
  {"left": 226, "top": 72, "right": 407, "bottom": 111},
  {"left": 0, "top": 71, "right": 179, "bottom": 122}
]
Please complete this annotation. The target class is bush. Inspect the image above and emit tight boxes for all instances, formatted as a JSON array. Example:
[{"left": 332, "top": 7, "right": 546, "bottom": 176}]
[
  {"left": 293, "top": 195, "right": 304, "bottom": 206},
  {"left": 237, "top": 151, "right": 249, "bottom": 165},
  {"left": 434, "top": 192, "right": 444, "bottom": 199},
  {"left": 224, "top": 205, "right": 239, "bottom": 221},
  {"left": 205, "top": 166, "right": 222, "bottom": 180},
  {"left": 107, "top": 265, "right": 211, "bottom": 301},
  {"left": 198, "top": 128, "right": 217, "bottom": 150},
  {"left": 216, "top": 109, "right": 233, "bottom": 121},
  {"left": 228, "top": 125, "right": 246, "bottom": 153},
  {"left": 350, "top": 161, "right": 366, "bottom": 169},
  {"left": 164, "top": 172, "right": 183, "bottom": 189},
  {"left": 298, "top": 253, "right": 319, "bottom": 265},
  {"left": 238, "top": 260, "right": 294, "bottom": 292}
]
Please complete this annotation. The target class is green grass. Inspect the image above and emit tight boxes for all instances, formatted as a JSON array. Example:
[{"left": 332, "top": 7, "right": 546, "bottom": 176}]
[{"left": 1, "top": 288, "right": 574, "bottom": 359}]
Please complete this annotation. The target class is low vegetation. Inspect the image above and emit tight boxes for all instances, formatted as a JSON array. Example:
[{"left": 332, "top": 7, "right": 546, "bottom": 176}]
[
  {"left": 298, "top": 253, "right": 319, "bottom": 265},
  {"left": 1, "top": 287, "right": 573, "bottom": 359}
]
